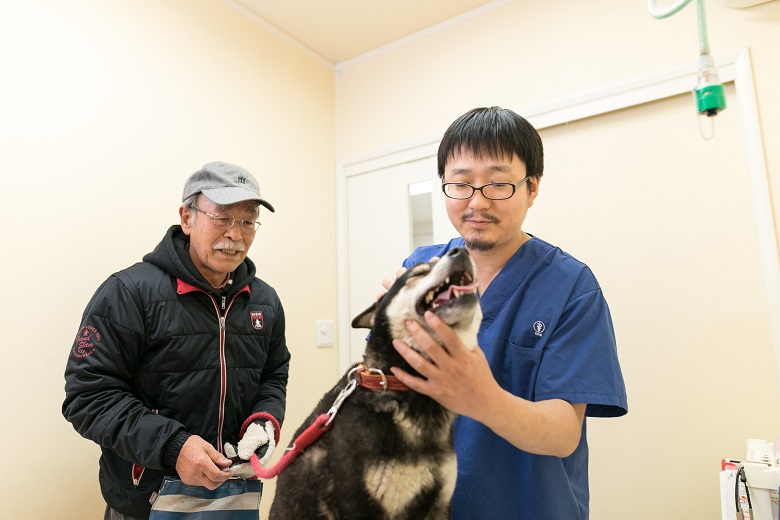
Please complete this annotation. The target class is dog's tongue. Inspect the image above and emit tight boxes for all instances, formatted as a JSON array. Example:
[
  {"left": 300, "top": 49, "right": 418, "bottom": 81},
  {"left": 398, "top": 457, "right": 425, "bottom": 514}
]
[{"left": 433, "top": 281, "right": 479, "bottom": 304}]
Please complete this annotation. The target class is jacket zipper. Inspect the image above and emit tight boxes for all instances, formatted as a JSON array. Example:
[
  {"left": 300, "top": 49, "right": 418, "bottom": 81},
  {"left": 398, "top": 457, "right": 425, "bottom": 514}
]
[
  {"left": 175, "top": 280, "right": 249, "bottom": 455},
  {"left": 207, "top": 292, "right": 241, "bottom": 451}
]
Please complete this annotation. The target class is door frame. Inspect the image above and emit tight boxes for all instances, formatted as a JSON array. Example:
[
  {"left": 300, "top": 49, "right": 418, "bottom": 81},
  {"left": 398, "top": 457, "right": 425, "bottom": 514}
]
[{"left": 336, "top": 49, "right": 780, "bottom": 390}]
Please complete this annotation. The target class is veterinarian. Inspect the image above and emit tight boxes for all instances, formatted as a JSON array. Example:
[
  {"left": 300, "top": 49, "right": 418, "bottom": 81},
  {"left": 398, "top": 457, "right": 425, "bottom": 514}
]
[
  {"left": 63, "top": 161, "right": 290, "bottom": 519},
  {"left": 387, "top": 107, "right": 628, "bottom": 519}
]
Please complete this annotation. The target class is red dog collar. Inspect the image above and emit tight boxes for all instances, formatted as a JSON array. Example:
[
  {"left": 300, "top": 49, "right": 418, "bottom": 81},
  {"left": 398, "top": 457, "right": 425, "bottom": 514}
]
[{"left": 355, "top": 367, "right": 410, "bottom": 392}]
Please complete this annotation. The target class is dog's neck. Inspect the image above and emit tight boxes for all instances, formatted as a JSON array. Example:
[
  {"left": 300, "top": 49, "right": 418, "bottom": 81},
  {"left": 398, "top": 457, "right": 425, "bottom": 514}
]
[{"left": 361, "top": 325, "right": 418, "bottom": 377}]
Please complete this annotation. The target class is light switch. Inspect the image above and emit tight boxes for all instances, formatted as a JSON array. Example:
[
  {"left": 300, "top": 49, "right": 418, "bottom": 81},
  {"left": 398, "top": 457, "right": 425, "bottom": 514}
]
[{"left": 315, "top": 319, "right": 334, "bottom": 347}]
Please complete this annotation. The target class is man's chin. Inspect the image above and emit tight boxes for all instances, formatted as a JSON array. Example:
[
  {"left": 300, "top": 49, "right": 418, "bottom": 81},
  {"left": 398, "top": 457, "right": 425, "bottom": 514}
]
[
  {"left": 464, "top": 238, "right": 496, "bottom": 252},
  {"left": 211, "top": 253, "right": 245, "bottom": 272}
]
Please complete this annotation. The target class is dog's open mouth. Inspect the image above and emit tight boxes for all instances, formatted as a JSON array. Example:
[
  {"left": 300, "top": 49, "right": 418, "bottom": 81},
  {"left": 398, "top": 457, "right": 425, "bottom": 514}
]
[{"left": 416, "top": 269, "right": 479, "bottom": 315}]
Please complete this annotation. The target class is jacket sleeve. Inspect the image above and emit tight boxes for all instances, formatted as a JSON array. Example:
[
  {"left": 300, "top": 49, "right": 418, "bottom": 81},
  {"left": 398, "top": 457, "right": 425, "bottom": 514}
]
[
  {"left": 251, "top": 290, "right": 290, "bottom": 426},
  {"left": 62, "top": 274, "right": 186, "bottom": 470}
]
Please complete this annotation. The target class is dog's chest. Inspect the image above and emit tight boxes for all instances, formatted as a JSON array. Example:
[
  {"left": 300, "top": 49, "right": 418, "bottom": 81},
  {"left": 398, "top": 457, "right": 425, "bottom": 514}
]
[
  {"left": 389, "top": 400, "right": 453, "bottom": 446},
  {"left": 363, "top": 450, "right": 457, "bottom": 517}
]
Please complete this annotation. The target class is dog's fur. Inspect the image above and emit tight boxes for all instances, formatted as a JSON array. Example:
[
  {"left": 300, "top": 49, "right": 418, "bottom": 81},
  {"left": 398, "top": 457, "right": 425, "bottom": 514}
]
[{"left": 269, "top": 247, "right": 482, "bottom": 519}]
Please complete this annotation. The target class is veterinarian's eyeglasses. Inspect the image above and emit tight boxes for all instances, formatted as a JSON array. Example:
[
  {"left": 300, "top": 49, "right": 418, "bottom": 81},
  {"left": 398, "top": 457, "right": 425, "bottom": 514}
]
[
  {"left": 441, "top": 176, "right": 531, "bottom": 200},
  {"left": 191, "top": 206, "right": 261, "bottom": 233}
]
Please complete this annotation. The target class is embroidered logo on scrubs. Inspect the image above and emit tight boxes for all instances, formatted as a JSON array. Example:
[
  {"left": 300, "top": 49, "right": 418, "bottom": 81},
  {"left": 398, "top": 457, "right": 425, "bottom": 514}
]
[
  {"left": 533, "top": 321, "right": 545, "bottom": 337},
  {"left": 250, "top": 310, "right": 264, "bottom": 331},
  {"left": 73, "top": 325, "right": 101, "bottom": 358}
]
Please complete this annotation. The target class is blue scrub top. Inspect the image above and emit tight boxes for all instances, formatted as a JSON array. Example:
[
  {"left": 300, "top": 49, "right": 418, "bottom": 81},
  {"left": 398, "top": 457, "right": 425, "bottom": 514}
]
[{"left": 403, "top": 236, "right": 627, "bottom": 520}]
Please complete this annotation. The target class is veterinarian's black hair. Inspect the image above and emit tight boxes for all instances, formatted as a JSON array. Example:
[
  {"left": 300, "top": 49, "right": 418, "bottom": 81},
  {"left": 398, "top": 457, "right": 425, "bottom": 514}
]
[{"left": 437, "top": 106, "right": 544, "bottom": 185}]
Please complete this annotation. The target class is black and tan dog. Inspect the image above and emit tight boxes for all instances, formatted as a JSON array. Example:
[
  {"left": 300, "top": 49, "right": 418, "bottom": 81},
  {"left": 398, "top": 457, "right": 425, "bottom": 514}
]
[{"left": 269, "top": 247, "right": 482, "bottom": 519}]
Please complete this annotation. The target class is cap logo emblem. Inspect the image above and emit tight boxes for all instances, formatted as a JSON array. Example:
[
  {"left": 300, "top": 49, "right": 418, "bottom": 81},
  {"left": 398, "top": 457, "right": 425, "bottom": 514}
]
[
  {"left": 250, "top": 310, "right": 264, "bottom": 331},
  {"left": 237, "top": 176, "right": 247, "bottom": 185}
]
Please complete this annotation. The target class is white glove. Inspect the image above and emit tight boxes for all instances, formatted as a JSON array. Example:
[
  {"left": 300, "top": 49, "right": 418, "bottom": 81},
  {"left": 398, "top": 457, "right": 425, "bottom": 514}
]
[
  {"left": 237, "top": 420, "right": 276, "bottom": 466},
  {"left": 223, "top": 442, "right": 257, "bottom": 479}
]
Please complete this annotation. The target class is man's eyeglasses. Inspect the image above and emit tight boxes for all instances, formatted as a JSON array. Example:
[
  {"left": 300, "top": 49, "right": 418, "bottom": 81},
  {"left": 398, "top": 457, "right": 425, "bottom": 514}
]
[
  {"left": 441, "top": 176, "right": 531, "bottom": 200},
  {"left": 191, "top": 206, "right": 261, "bottom": 233}
]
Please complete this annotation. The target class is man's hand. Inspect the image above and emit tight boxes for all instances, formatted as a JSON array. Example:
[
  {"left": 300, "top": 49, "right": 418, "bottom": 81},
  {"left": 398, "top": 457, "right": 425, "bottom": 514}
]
[
  {"left": 390, "top": 310, "right": 497, "bottom": 419},
  {"left": 175, "top": 435, "right": 233, "bottom": 489},
  {"left": 391, "top": 310, "right": 587, "bottom": 457}
]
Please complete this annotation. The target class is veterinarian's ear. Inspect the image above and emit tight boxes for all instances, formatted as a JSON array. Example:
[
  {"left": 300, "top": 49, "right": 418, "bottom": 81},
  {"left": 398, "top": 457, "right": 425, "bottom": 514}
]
[{"left": 351, "top": 301, "right": 379, "bottom": 329}]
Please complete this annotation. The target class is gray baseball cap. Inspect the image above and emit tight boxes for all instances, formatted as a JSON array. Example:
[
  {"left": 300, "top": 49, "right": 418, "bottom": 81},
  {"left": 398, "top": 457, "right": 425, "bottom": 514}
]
[{"left": 182, "top": 161, "right": 275, "bottom": 212}]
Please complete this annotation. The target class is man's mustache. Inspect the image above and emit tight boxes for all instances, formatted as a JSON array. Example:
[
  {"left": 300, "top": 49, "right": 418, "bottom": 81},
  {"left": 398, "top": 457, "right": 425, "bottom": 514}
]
[
  {"left": 462, "top": 212, "right": 500, "bottom": 224},
  {"left": 213, "top": 240, "right": 246, "bottom": 252}
]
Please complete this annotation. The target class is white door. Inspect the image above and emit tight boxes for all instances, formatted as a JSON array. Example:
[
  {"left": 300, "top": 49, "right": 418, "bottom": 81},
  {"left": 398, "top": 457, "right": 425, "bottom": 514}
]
[{"left": 344, "top": 156, "right": 456, "bottom": 366}]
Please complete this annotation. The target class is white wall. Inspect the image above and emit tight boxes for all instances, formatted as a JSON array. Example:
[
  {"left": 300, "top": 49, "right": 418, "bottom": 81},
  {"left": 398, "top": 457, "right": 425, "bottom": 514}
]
[{"left": 0, "top": 1, "right": 337, "bottom": 518}]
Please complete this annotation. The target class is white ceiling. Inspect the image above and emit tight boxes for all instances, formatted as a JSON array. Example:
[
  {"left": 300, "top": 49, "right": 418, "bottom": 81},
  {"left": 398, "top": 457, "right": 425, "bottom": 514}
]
[
  {"left": 229, "top": 0, "right": 503, "bottom": 64},
  {"left": 227, "top": 0, "right": 778, "bottom": 66}
]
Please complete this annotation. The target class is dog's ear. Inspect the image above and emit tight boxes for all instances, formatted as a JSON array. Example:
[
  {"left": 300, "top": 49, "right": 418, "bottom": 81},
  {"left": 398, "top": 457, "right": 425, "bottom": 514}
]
[{"left": 351, "top": 300, "right": 379, "bottom": 329}]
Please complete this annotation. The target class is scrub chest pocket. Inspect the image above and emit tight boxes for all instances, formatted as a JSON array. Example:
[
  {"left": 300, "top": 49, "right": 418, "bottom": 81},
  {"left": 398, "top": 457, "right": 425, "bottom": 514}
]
[{"left": 503, "top": 339, "right": 543, "bottom": 400}]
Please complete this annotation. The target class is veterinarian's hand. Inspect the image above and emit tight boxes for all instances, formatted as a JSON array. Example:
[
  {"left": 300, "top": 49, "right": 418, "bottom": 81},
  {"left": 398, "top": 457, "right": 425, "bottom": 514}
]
[
  {"left": 390, "top": 310, "right": 499, "bottom": 420},
  {"left": 237, "top": 419, "right": 276, "bottom": 466},
  {"left": 176, "top": 435, "right": 233, "bottom": 490},
  {"left": 393, "top": 312, "right": 588, "bottom": 458}
]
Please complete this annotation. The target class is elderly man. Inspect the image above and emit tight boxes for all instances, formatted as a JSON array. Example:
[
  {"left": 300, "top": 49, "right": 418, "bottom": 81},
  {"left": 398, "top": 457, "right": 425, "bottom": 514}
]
[{"left": 63, "top": 161, "right": 290, "bottom": 519}]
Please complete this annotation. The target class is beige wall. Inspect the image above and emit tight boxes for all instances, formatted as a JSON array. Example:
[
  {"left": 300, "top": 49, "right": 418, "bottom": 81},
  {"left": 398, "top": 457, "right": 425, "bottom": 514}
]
[
  {"left": 3, "top": 0, "right": 780, "bottom": 518},
  {"left": 0, "top": 1, "right": 336, "bottom": 518},
  {"left": 335, "top": 0, "right": 780, "bottom": 518}
]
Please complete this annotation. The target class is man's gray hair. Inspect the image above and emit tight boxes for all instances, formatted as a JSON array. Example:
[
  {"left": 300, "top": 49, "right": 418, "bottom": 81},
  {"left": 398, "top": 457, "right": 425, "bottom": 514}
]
[{"left": 183, "top": 194, "right": 199, "bottom": 223}]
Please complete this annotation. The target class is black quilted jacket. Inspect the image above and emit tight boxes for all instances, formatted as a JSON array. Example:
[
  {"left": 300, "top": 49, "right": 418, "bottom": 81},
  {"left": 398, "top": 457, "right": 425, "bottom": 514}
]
[{"left": 62, "top": 225, "right": 290, "bottom": 517}]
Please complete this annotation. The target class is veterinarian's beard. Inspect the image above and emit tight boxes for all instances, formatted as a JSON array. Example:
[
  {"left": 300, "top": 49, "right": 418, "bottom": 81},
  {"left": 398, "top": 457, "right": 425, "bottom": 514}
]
[{"left": 464, "top": 236, "right": 496, "bottom": 252}]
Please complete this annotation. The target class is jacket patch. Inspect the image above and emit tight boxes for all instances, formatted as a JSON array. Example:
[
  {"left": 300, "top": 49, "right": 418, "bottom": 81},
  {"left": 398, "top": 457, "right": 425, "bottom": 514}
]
[
  {"left": 250, "top": 310, "right": 264, "bottom": 331},
  {"left": 73, "top": 325, "right": 101, "bottom": 358}
]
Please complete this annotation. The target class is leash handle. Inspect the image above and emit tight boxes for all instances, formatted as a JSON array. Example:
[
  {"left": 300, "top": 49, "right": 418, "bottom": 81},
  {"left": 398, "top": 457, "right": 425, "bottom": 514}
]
[{"left": 239, "top": 412, "right": 281, "bottom": 445}]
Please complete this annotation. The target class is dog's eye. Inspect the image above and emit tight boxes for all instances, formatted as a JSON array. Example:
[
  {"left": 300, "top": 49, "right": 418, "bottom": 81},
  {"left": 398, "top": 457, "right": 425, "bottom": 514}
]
[{"left": 408, "top": 267, "right": 431, "bottom": 277}]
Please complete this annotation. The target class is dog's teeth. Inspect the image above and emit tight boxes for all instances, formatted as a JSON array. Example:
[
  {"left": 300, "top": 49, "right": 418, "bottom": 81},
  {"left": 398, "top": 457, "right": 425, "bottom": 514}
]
[{"left": 445, "top": 277, "right": 450, "bottom": 284}]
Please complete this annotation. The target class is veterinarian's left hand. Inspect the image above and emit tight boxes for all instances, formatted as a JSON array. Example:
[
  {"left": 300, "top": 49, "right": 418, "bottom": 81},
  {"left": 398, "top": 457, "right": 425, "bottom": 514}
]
[{"left": 390, "top": 310, "right": 500, "bottom": 421}]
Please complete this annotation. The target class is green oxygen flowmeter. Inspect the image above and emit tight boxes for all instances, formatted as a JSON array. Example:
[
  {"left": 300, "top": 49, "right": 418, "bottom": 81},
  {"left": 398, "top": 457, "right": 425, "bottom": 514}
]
[
  {"left": 695, "top": 55, "right": 727, "bottom": 117},
  {"left": 696, "top": 83, "right": 726, "bottom": 117}
]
